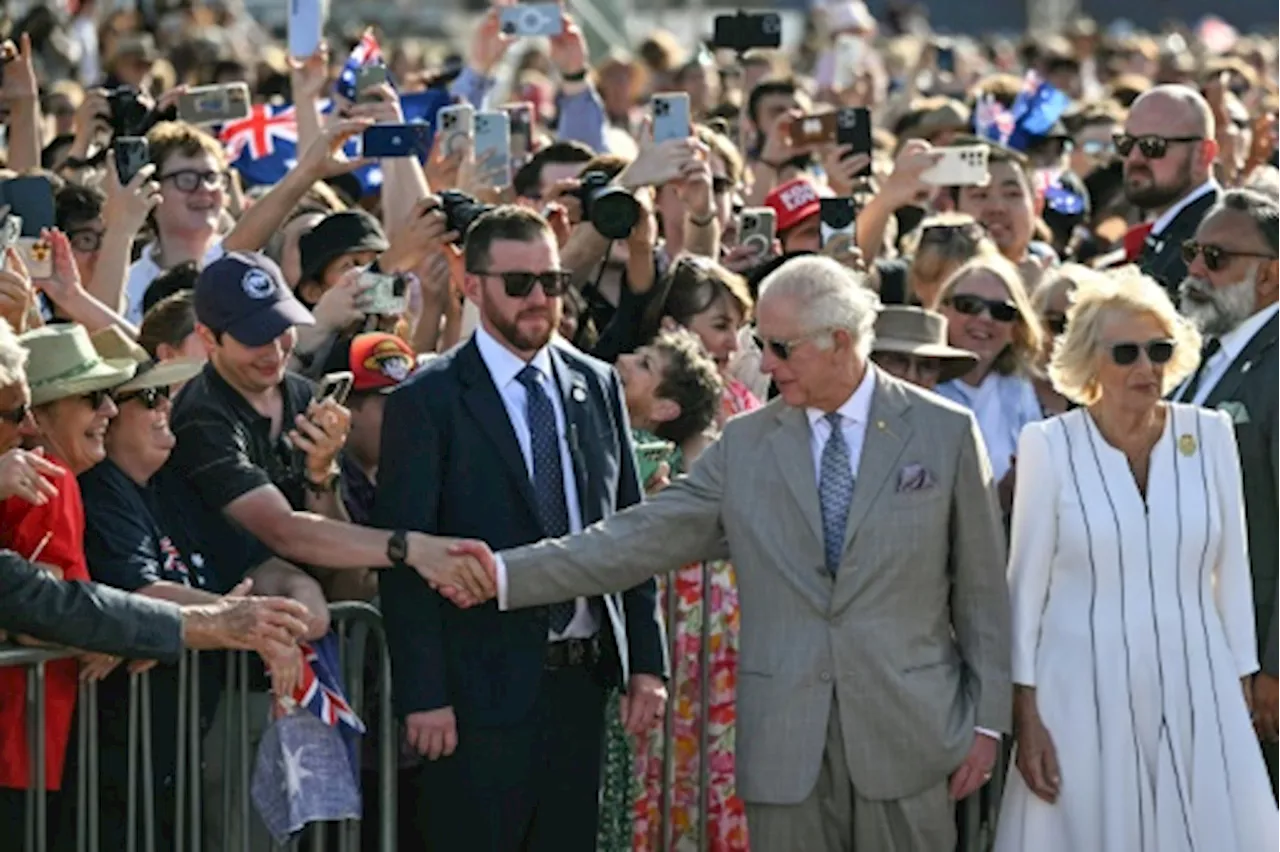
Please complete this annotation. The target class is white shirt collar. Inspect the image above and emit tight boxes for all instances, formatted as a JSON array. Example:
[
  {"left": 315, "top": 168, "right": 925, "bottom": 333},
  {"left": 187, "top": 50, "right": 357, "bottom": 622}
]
[
  {"left": 474, "top": 324, "right": 553, "bottom": 390},
  {"left": 1151, "top": 179, "right": 1218, "bottom": 236},
  {"left": 806, "top": 366, "right": 876, "bottom": 430},
  {"left": 1216, "top": 303, "right": 1280, "bottom": 364}
]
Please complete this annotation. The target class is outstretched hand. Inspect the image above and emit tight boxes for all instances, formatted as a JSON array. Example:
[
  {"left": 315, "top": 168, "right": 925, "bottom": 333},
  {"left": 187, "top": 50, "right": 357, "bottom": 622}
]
[{"left": 403, "top": 534, "right": 497, "bottom": 606}]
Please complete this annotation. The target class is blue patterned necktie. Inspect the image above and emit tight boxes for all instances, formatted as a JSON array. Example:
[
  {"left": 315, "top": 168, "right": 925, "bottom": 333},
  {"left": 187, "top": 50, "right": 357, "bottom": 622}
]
[
  {"left": 819, "top": 412, "right": 855, "bottom": 576},
  {"left": 516, "top": 365, "right": 576, "bottom": 632}
]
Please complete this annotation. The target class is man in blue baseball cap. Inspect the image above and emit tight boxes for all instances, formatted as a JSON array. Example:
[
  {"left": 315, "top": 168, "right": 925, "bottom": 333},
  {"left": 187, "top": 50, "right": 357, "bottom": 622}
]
[{"left": 194, "top": 251, "right": 316, "bottom": 353}]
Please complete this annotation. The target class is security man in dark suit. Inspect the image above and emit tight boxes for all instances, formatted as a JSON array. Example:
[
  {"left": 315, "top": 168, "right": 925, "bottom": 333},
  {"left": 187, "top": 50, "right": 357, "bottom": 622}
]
[
  {"left": 1176, "top": 188, "right": 1279, "bottom": 794},
  {"left": 375, "top": 206, "right": 667, "bottom": 851},
  {"left": 1121, "top": 84, "right": 1222, "bottom": 295}
]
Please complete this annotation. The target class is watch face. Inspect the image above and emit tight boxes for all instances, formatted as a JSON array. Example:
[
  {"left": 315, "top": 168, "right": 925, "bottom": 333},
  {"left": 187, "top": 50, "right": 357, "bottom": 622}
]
[{"left": 388, "top": 532, "right": 408, "bottom": 562}]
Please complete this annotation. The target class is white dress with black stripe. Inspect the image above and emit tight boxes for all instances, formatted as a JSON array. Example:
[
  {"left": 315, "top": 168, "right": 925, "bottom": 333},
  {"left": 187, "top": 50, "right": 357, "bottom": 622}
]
[{"left": 994, "top": 404, "right": 1278, "bottom": 852}]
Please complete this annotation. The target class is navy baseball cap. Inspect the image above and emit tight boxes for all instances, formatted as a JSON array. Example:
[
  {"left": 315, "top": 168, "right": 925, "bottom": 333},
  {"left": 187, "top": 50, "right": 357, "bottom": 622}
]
[{"left": 195, "top": 252, "right": 315, "bottom": 347}]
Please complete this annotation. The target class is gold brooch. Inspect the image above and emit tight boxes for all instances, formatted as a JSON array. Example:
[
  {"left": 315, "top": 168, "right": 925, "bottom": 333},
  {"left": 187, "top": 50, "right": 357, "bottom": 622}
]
[{"left": 1178, "top": 434, "right": 1197, "bottom": 457}]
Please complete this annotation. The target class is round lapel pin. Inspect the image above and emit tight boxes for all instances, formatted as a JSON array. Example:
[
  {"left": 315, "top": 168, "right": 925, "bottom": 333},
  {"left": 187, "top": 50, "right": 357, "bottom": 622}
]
[
  {"left": 1178, "top": 434, "right": 1197, "bottom": 457},
  {"left": 571, "top": 386, "right": 587, "bottom": 403}
]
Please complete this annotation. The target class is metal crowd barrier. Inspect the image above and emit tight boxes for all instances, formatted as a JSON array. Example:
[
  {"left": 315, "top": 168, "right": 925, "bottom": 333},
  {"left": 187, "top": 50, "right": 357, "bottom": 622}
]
[{"left": 3, "top": 601, "right": 395, "bottom": 852}]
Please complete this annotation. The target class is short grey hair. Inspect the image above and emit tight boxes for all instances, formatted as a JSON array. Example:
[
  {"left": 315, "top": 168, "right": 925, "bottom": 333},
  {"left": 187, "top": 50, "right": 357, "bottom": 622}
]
[
  {"left": 0, "top": 319, "right": 29, "bottom": 390},
  {"left": 758, "top": 256, "right": 881, "bottom": 359},
  {"left": 1213, "top": 189, "right": 1279, "bottom": 256}
]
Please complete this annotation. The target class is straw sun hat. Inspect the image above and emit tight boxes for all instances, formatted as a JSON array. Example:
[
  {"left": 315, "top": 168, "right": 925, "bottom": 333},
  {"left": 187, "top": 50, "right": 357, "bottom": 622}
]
[{"left": 22, "top": 324, "right": 138, "bottom": 407}]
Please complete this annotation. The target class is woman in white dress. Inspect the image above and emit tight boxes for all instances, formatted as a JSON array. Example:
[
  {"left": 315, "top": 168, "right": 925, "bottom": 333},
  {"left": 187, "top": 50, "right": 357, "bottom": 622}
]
[{"left": 995, "top": 266, "right": 1278, "bottom": 852}]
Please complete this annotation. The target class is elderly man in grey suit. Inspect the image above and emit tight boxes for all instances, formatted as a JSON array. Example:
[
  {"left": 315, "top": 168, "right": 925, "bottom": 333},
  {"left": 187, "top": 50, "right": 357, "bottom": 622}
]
[{"left": 445, "top": 256, "right": 1012, "bottom": 850}]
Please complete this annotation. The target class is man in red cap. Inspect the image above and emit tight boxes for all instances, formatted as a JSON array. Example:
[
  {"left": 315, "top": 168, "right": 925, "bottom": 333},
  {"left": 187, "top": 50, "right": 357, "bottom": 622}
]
[{"left": 764, "top": 176, "right": 833, "bottom": 254}]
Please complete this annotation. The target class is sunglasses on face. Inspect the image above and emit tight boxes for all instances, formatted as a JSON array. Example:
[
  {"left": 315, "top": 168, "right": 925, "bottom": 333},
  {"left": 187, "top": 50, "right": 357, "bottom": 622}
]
[
  {"left": 1044, "top": 313, "right": 1068, "bottom": 336},
  {"left": 944, "top": 293, "right": 1019, "bottom": 323},
  {"left": 115, "top": 385, "right": 172, "bottom": 409},
  {"left": 1112, "top": 133, "right": 1203, "bottom": 159},
  {"left": 159, "top": 169, "right": 229, "bottom": 193},
  {"left": 1181, "top": 239, "right": 1277, "bottom": 272},
  {"left": 752, "top": 329, "right": 826, "bottom": 361},
  {"left": 712, "top": 176, "right": 734, "bottom": 196},
  {"left": 919, "top": 222, "right": 985, "bottom": 247},
  {"left": 1110, "top": 339, "right": 1175, "bottom": 366},
  {"left": 0, "top": 401, "right": 29, "bottom": 425},
  {"left": 470, "top": 270, "right": 573, "bottom": 298},
  {"left": 872, "top": 352, "right": 942, "bottom": 379},
  {"left": 81, "top": 388, "right": 116, "bottom": 409}
]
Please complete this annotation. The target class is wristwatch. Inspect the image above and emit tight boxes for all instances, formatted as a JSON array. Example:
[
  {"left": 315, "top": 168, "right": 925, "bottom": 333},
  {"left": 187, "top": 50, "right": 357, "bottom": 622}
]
[
  {"left": 303, "top": 469, "right": 341, "bottom": 494},
  {"left": 387, "top": 530, "right": 409, "bottom": 565}
]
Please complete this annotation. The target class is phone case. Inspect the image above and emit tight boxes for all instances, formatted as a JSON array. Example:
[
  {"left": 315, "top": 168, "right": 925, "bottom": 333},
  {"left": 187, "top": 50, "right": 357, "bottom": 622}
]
[
  {"left": 920, "top": 145, "right": 991, "bottom": 187},
  {"left": 738, "top": 208, "right": 776, "bottom": 256},
  {"left": 437, "top": 104, "right": 474, "bottom": 158},
  {"left": 178, "top": 84, "right": 251, "bottom": 126},
  {"left": 361, "top": 125, "right": 431, "bottom": 159},
  {"left": 819, "top": 198, "right": 857, "bottom": 248},
  {"left": 318, "top": 371, "right": 355, "bottom": 405},
  {"left": 0, "top": 215, "right": 21, "bottom": 256},
  {"left": 356, "top": 66, "right": 388, "bottom": 99},
  {"left": 652, "top": 93, "right": 691, "bottom": 143},
  {"left": 16, "top": 237, "right": 52, "bottom": 279},
  {"left": 355, "top": 272, "right": 408, "bottom": 315},
  {"left": 836, "top": 107, "right": 873, "bottom": 177},
  {"left": 0, "top": 177, "right": 56, "bottom": 236},
  {"left": 503, "top": 102, "right": 535, "bottom": 165},
  {"left": 287, "top": 0, "right": 328, "bottom": 58},
  {"left": 498, "top": 4, "right": 563, "bottom": 36},
  {"left": 114, "top": 137, "right": 150, "bottom": 185},
  {"left": 474, "top": 112, "right": 512, "bottom": 188},
  {"left": 791, "top": 113, "right": 838, "bottom": 146}
]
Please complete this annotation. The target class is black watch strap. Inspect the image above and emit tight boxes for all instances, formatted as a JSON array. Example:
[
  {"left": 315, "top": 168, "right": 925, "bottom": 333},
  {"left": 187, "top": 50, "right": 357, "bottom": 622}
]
[{"left": 387, "top": 529, "right": 409, "bottom": 564}]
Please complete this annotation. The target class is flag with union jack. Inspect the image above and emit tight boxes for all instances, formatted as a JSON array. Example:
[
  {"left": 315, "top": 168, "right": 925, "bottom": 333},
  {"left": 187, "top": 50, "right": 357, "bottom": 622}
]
[
  {"left": 280, "top": 632, "right": 365, "bottom": 779},
  {"left": 1006, "top": 71, "right": 1070, "bottom": 150},
  {"left": 973, "top": 94, "right": 1015, "bottom": 146},
  {"left": 335, "top": 29, "right": 386, "bottom": 101}
]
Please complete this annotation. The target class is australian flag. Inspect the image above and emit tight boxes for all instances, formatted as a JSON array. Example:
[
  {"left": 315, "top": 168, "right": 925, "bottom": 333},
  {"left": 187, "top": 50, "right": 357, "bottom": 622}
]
[
  {"left": 290, "top": 632, "right": 366, "bottom": 772},
  {"left": 973, "top": 72, "right": 1070, "bottom": 153},
  {"left": 335, "top": 29, "right": 384, "bottom": 101}
]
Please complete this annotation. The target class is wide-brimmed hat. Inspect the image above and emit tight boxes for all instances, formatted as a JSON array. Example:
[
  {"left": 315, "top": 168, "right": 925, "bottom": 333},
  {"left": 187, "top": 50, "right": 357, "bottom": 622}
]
[
  {"left": 22, "top": 324, "right": 138, "bottom": 407},
  {"left": 90, "top": 325, "right": 205, "bottom": 394},
  {"left": 872, "top": 306, "right": 978, "bottom": 383}
]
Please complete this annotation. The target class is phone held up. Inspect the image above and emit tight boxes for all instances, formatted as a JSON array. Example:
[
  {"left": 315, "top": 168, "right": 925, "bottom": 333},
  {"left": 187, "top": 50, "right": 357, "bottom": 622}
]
[
  {"left": 0, "top": 176, "right": 56, "bottom": 278},
  {"left": 317, "top": 371, "right": 355, "bottom": 407},
  {"left": 114, "top": 137, "right": 150, "bottom": 186},
  {"left": 652, "top": 92, "right": 692, "bottom": 144},
  {"left": 498, "top": 4, "right": 563, "bottom": 37},
  {"left": 819, "top": 198, "right": 857, "bottom": 249},
  {"left": 355, "top": 270, "right": 409, "bottom": 316},
  {"left": 712, "top": 11, "right": 782, "bottom": 53}
]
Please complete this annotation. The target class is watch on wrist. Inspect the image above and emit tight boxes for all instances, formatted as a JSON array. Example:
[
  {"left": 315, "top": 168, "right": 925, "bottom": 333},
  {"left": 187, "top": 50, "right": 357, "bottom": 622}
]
[
  {"left": 387, "top": 530, "right": 409, "bottom": 565},
  {"left": 304, "top": 469, "right": 341, "bottom": 494}
]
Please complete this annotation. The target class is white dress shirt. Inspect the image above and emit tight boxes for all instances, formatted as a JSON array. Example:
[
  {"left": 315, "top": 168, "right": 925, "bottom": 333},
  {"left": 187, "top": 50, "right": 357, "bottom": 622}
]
[
  {"left": 1182, "top": 304, "right": 1279, "bottom": 405},
  {"left": 806, "top": 367, "right": 875, "bottom": 484},
  {"left": 1150, "top": 180, "right": 1218, "bottom": 239},
  {"left": 474, "top": 326, "right": 596, "bottom": 640}
]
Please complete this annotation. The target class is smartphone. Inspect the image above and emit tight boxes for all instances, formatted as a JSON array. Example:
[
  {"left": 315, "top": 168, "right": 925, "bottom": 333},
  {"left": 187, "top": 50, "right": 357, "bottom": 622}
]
[
  {"left": 16, "top": 238, "right": 52, "bottom": 279},
  {"left": 0, "top": 177, "right": 55, "bottom": 237},
  {"left": 503, "top": 102, "right": 535, "bottom": 168},
  {"left": 819, "top": 198, "right": 857, "bottom": 248},
  {"left": 107, "top": 87, "right": 148, "bottom": 136},
  {"left": 474, "top": 111, "right": 512, "bottom": 188},
  {"left": 178, "top": 83, "right": 251, "bottom": 126},
  {"left": 712, "top": 12, "right": 782, "bottom": 52},
  {"left": 635, "top": 439, "right": 676, "bottom": 485},
  {"left": 355, "top": 65, "right": 388, "bottom": 102},
  {"left": 738, "top": 208, "right": 776, "bottom": 257},
  {"left": 836, "top": 107, "right": 873, "bottom": 177},
  {"left": 920, "top": 145, "right": 991, "bottom": 187},
  {"left": 833, "top": 34, "right": 863, "bottom": 91},
  {"left": 361, "top": 124, "right": 431, "bottom": 158},
  {"left": 288, "top": 0, "right": 328, "bottom": 59},
  {"left": 790, "top": 112, "right": 838, "bottom": 147},
  {"left": 935, "top": 43, "right": 956, "bottom": 74},
  {"left": 114, "top": 136, "right": 150, "bottom": 185},
  {"left": 498, "top": 4, "right": 564, "bottom": 37},
  {"left": 317, "top": 370, "right": 354, "bottom": 406},
  {"left": 652, "top": 93, "right": 691, "bottom": 144},
  {"left": 436, "top": 103, "right": 474, "bottom": 158},
  {"left": 354, "top": 271, "right": 408, "bottom": 315},
  {"left": 0, "top": 214, "right": 21, "bottom": 256}
]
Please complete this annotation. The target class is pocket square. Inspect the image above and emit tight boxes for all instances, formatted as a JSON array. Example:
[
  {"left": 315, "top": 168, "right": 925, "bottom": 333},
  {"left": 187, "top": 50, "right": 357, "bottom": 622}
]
[
  {"left": 896, "top": 463, "right": 936, "bottom": 492},
  {"left": 1217, "top": 400, "right": 1251, "bottom": 424}
]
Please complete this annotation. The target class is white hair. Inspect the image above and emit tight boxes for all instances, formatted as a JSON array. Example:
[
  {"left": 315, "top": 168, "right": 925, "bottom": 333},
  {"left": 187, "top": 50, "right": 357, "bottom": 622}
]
[
  {"left": 0, "top": 319, "right": 28, "bottom": 390},
  {"left": 758, "top": 256, "right": 881, "bottom": 359}
]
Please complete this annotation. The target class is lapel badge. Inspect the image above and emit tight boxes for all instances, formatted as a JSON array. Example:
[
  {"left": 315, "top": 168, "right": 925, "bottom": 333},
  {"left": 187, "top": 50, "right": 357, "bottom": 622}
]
[
  {"left": 571, "top": 384, "right": 587, "bottom": 403},
  {"left": 1178, "top": 433, "right": 1197, "bottom": 457},
  {"left": 1241, "top": 360, "right": 1253, "bottom": 374}
]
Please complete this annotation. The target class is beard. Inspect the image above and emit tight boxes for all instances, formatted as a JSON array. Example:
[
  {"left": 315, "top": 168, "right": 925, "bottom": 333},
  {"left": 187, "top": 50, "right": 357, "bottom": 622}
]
[
  {"left": 1178, "top": 271, "right": 1258, "bottom": 337},
  {"left": 485, "top": 293, "right": 560, "bottom": 353},
  {"left": 1123, "top": 160, "right": 1195, "bottom": 210}
]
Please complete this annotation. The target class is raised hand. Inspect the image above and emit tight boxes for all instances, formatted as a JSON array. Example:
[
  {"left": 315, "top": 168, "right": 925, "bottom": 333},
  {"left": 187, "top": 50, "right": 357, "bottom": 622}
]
[
  {"left": 381, "top": 197, "right": 459, "bottom": 274},
  {"left": 289, "top": 398, "right": 352, "bottom": 482},
  {"left": 468, "top": 4, "right": 516, "bottom": 76},
  {"left": 289, "top": 45, "right": 332, "bottom": 103},
  {"left": 0, "top": 247, "right": 34, "bottom": 333},
  {"left": 297, "top": 118, "right": 375, "bottom": 180},
  {"left": 0, "top": 34, "right": 38, "bottom": 105},
  {"left": 548, "top": 12, "right": 589, "bottom": 77}
]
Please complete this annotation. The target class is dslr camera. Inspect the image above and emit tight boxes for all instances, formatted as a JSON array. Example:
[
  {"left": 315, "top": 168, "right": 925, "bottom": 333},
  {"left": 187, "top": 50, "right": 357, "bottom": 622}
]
[
  {"left": 439, "top": 190, "right": 495, "bottom": 244},
  {"left": 107, "top": 87, "right": 150, "bottom": 137},
  {"left": 571, "top": 170, "right": 640, "bottom": 241}
]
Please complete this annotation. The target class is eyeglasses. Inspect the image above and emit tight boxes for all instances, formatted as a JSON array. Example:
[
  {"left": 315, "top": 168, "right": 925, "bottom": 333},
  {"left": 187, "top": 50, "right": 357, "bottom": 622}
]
[
  {"left": 1110, "top": 339, "right": 1175, "bottom": 366},
  {"left": 943, "top": 293, "right": 1019, "bottom": 323},
  {"left": 0, "top": 401, "right": 29, "bottom": 425},
  {"left": 1043, "top": 313, "right": 1068, "bottom": 336},
  {"left": 752, "top": 328, "right": 829, "bottom": 361},
  {"left": 66, "top": 228, "right": 106, "bottom": 254},
  {"left": 81, "top": 388, "right": 116, "bottom": 409},
  {"left": 1181, "top": 240, "right": 1278, "bottom": 272},
  {"left": 1112, "top": 133, "right": 1203, "bottom": 159},
  {"left": 158, "top": 170, "right": 229, "bottom": 193},
  {"left": 115, "top": 385, "right": 171, "bottom": 409},
  {"left": 469, "top": 270, "right": 573, "bottom": 298},
  {"left": 1077, "top": 139, "right": 1115, "bottom": 157},
  {"left": 872, "top": 352, "right": 942, "bottom": 379}
]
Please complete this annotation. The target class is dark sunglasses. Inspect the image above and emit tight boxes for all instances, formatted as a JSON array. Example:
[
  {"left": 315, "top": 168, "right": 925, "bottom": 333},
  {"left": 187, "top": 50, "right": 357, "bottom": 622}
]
[
  {"left": 470, "top": 270, "right": 573, "bottom": 298},
  {"left": 1112, "top": 133, "right": 1203, "bottom": 159},
  {"left": 752, "top": 329, "right": 824, "bottom": 361},
  {"left": 919, "top": 222, "right": 985, "bottom": 247},
  {"left": 872, "top": 352, "right": 942, "bottom": 378},
  {"left": 1181, "top": 239, "right": 1277, "bottom": 272},
  {"left": 159, "top": 169, "right": 229, "bottom": 193},
  {"left": 712, "top": 176, "right": 734, "bottom": 196},
  {"left": 81, "top": 388, "right": 116, "bottom": 409},
  {"left": 115, "top": 385, "right": 172, "bottom": 409},
  {"left": 1044, "top": 313, "right": 1068, "bottom": 336},
  {"left": 944, "top": 293, "right": 1019, "bottom": 323},
  {"left": 0, "top": 401, "right": 29, "bottom": 425},
  {"left": 1110, "top": 339, "right": 1175, "bottom": 366}
]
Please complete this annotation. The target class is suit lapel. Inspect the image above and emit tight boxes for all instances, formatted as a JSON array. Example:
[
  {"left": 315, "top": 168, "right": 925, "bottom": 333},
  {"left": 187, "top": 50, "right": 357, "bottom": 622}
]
[
  {"left": 841, "top": 376, "right": 912, "bottom": 552},
  {"left": 1203, "top": 315, "right": 1278, "bottom": 410},
  {"left": 458, "top": 339, "right": 540, "bottom": 517},
  {"left": 548, "top": 345, "right": 596, "bottom": 522},
  {"left": 767, "top": 406, "right": 824, "bottom": 545}
]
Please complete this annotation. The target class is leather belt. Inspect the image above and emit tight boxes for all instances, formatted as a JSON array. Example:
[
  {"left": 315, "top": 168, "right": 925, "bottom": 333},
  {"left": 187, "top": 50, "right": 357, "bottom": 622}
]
[{"left": 544, "top": 636, "right": 601, "bottom": 671}]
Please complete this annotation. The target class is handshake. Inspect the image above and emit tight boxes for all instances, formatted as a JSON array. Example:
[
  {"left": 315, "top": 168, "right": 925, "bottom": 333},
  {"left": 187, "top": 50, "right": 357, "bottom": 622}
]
[{"left": 411, "top": 537, "right": 501, "bottom": 608}]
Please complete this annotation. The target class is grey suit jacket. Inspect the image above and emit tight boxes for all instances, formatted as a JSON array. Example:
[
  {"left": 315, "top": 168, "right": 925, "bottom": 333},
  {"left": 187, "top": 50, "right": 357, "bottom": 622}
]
[{"left": 503, "top": 370, "right": 1011, "bottom": 803}]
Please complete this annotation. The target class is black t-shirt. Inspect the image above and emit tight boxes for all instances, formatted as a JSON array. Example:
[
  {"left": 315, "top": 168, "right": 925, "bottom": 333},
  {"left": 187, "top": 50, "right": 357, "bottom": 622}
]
[{"left": 167, "top": 362, "right": 315, "bottom": 557}]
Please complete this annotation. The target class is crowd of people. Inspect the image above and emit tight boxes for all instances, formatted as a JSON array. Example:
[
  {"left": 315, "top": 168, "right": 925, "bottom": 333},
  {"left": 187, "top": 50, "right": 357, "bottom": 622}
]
[{"left": 0, "top": 0, "right": 1276, "bottom": 850}]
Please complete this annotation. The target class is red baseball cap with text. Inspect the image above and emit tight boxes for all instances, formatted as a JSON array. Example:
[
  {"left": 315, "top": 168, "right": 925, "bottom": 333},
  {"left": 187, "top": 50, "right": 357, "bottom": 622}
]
[{"left": 764, "top": 177, "right": 833, "bottom": 233}]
